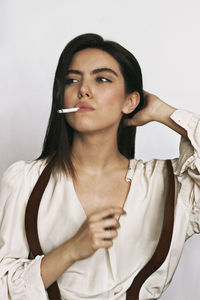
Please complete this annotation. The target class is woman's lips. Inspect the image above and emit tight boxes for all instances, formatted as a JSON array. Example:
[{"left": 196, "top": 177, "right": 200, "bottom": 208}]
[
  {"left": 75, "top": 102, "right": 95, "bottom": 112},
  {"left": 77, "top": 107, "right": 95, "bottom": 112}
]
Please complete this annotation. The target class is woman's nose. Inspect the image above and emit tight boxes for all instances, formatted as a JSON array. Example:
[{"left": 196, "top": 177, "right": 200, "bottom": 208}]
[{"left": 78, "top": 80, "right": 92, "bottom": 99}]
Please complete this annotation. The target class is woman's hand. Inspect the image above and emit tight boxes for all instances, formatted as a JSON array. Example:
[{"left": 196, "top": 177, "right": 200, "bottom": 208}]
[
  {"left": 124, "top": 91, "right": 175, "bottom": 127},
  {"left": 124, "top": 90, "right": 187, "bottom": 137},
  {"left": 69, "top": 206, "right": 126, "bottom": 261},
  {"left": 41, "top": 206, "right": 126, "bottom": 288}
]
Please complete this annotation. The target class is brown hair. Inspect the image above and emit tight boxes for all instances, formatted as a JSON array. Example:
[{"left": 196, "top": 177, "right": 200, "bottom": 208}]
[{"left": 37, "top": 33, "right": 144, "bottom": 176}]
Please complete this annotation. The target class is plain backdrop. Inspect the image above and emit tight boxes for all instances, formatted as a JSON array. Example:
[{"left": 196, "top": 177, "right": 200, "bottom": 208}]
[{"left": 0, "top": 0, "right": 200, "bottom": 299}]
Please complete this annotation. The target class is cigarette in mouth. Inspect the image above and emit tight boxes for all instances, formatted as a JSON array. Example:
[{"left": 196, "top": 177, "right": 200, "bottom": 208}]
[{"left": 57, "top": 108, "right": 79, "bottom": 113}]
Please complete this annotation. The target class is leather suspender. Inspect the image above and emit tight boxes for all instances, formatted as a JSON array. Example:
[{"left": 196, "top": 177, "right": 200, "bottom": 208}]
[
  {"left": 25, "top": 158, "right": 61, "bottom": 299},
  {"left": 25, "top": 159, "right": 175, "bottom": 300},
  {"left": 126, "top": 159, "right": 175, "bottom": 299}
]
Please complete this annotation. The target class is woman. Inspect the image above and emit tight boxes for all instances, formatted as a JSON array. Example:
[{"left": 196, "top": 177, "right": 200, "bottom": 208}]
[{"left": 0, "top": 33, "right": 199, "bottom": 300}]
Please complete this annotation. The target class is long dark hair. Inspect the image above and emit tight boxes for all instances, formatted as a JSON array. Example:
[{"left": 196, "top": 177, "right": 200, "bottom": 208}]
[{"left": 37, "top": 33, "right": 144, "bottom": 176}]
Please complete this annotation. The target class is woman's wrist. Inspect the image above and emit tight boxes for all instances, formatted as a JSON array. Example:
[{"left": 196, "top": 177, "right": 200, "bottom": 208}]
[
  {"left": 151, "top": 98, "right": 187, "bottom": 137},
  {"left": 62, "top": 238, "right": 79, "bottom": 263},
  {"left": 149, "top": 97, "right": 176, "bottom": 123},
  {"left": 41, "top": 239, "right": 77, "bottom": 288},
  {"left": 126, "top": 91, "right": 187, "bottom": 137}
]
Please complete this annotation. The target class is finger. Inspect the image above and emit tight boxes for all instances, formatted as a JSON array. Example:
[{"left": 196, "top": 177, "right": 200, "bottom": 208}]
[
  {"left": 96, "top": 229, "right": 118, "bottom": 240},
  {"left": 87, "top": 217, "right": 120, "bottom": 235},
  {"left": 89, "top": 207, "right": 126, "bottom": 222},
  {"left": 102, "top": 218, "right": 120, "bottom": 230},
  {"left": 90, "top": 235, "right": 113, "bottom": 250},
  {"left": 99, "top": 240, "right": 113, "bottom": 249},
  {"left": 103, "top": 229, "right": 118, "bottom": 240}
]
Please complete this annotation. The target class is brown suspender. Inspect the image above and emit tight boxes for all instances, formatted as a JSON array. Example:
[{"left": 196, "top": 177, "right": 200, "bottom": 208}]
[
  {"left": 25, "top": 159, "right": 175, "bottom": 300},
  {"left": 25, "top": 158, "right": 61, "bottom": 299},
  {"left": 126, "top": 159, "right": 175, "bottom": 299}
]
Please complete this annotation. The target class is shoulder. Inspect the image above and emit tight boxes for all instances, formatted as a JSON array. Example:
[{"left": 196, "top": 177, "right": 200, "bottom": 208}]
[
  {"left": 0, "top": 159, "right": 49, "bottom": 214},
  {"left": 130, "top": 158, "right": 170, "bottom": 173},
  {"left": 0, "top": 159, "right": 48, "bottom": 191},
  {"left": 127, "top": 158, "right": 176, "bottom": 181}
]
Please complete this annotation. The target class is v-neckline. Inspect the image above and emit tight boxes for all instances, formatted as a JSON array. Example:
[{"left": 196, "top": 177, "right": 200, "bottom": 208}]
[{"left": 69, "top": 159, "right": 136, "bottom": 221}]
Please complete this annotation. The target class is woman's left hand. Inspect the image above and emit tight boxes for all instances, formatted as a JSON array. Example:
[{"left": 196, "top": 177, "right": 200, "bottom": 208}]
[
  {"left": 124, "top": 90, "right": 175, "bottom": 127},
  {"left": 124, "top": 90, "right": 187, "bottom": 137}
]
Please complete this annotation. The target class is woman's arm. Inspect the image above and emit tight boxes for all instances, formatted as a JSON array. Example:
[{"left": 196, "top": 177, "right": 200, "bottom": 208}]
[
  {"left": 0, "top": 161, "right": 125, "bottom": 296},
  {"left": 124, "top": 91, "right": 187, "bottom": 137},
  {"left": 41, "top": 206, "right": 125, "bottom": 288}
]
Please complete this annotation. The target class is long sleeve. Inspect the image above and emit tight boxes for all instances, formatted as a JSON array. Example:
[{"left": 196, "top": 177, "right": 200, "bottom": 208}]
[
  {"left": 0, "top": 161, "right": 48, "bottom": 300},
  {"left": 0, "top": 110, "right": 200, "bottom": 300},
  {"left": 170, "top": 109, "right": 200, "bottom": 237}
]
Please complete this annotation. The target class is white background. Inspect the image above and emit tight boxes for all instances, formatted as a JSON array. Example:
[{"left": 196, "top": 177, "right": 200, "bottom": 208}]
[{"left": 0, "top": 0, "right": 200, "bottom": 299}]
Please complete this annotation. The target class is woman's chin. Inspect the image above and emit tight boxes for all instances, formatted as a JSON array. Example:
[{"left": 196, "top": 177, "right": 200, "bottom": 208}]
[
  {"left": 67, "top": 117, "right": 120, "bottom": 136},
  {"left": 74, "top": 126, "right": 104, "bottom": 135},
  {"left": 67, "top": 118, "right": 100, "bottom": 133}
]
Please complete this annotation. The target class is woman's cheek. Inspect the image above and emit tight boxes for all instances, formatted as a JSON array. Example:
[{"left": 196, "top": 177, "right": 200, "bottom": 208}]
[
  {"left": 100, "top": 89, "right": 125, "bottom": 111},
  {"left": 63, "top": 94, "right": 74, "bottom": 109}
]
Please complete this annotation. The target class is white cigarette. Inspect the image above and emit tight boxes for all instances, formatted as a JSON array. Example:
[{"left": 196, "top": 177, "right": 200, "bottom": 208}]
[{"left": 57, "top": 108, "right": 79, "bottom": 113}]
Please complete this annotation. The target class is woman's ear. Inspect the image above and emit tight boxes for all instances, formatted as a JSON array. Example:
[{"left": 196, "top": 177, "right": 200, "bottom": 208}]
[{"left": 122, "top": 91, "right": 140, "bottom": 114}]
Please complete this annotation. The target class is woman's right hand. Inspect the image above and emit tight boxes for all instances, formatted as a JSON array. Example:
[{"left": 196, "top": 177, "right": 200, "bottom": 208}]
[
  {"left": 41, "top": 206, "right": 126, "bottom": 288},
  {"left": 69, "top": 206, "right": 126, "bottom": 261}
]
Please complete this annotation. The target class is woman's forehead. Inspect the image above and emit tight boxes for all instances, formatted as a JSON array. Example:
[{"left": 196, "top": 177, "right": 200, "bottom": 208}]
[{"left": 69, "top": 48, "right": 121, "bottom": 74}]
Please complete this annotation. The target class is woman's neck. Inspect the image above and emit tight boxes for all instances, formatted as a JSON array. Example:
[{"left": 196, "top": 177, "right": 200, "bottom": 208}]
[{"left": 71, "top": 130, "right": 128, "bottom": 175}]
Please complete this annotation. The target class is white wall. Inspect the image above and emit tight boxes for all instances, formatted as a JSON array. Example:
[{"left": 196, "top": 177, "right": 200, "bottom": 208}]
[{"left": 1, "top": 0, "right": 200, "bottom": 299}]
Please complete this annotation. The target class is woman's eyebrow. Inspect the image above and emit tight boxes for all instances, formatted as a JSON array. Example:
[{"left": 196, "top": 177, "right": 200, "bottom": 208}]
[
  {"left": 66, "top": 70, "right": 82, "bottom": 76},
  {"left": 92, "top": 68, "right": 118, "bottom": 77},
  {"left": 66, "top": 68, "right": 118, "bottom": 77}
]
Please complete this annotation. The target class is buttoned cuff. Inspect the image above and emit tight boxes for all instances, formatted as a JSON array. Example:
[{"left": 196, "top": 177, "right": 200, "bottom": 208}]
[
  {"left": 24, "top": 255, "right": 48, "bottom": 299},
  {"left": 170, "top": 109, "right": 200, "bottom": 175}
]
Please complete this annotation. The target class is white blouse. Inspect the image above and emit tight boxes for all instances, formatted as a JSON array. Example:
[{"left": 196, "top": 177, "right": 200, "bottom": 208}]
[{"left": 0, "top": 109, "right": 200, "bottom": 300}]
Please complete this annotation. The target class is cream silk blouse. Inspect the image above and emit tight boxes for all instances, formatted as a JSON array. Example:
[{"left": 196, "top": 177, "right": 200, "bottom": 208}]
[{"left": 0, "top": 109, "right": 200, "bottom": 300}]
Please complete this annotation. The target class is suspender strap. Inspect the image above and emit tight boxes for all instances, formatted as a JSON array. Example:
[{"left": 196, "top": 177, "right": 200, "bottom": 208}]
[
  {"left": 126, "top": 159, "right": 175, "bottom": 300},
  {"left": 25, "top": 158, "right": 61, "bottom": 300},
  {"left": 25, "top": 159, "right": 175, "bottom": 300}
]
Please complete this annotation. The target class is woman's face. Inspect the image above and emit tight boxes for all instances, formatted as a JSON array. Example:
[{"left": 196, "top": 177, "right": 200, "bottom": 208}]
[{"left": 64, "top": 48, "right": 129, "bottom": 134}]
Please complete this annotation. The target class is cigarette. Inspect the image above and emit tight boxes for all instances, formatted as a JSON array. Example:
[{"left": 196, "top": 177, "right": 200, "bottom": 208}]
[{"left": 57, "top": 108, "right": 79, "bottom": 113}]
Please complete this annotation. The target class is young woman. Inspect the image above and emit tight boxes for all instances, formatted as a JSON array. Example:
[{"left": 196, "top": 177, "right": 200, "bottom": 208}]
[{"left": 0, "top": 33, "right": 199, "bottom": 300}]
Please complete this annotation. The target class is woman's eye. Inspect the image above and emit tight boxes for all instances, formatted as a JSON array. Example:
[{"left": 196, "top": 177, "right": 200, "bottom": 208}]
[
  {"left": 65, "top": 78, "right": 79, "bottom": 85},
  {"left": 96, "top": 77, "right": 112, "bottom": 83}
]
